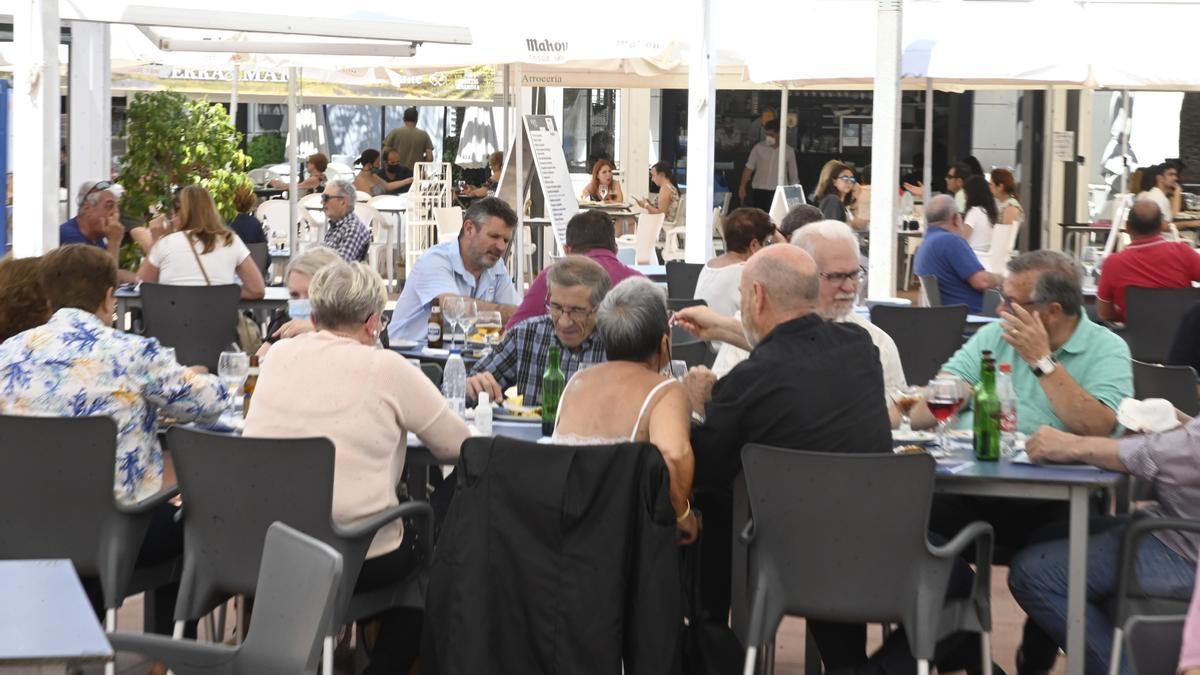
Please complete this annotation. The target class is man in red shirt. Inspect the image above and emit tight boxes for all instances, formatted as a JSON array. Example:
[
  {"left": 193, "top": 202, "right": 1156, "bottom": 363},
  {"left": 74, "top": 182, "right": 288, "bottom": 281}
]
[
  {"left": 505, "top": 209, "right": 642, "bottom": 329},
  {"left": 1097, "top": 199, "right": 1200, "bottom": 322}
]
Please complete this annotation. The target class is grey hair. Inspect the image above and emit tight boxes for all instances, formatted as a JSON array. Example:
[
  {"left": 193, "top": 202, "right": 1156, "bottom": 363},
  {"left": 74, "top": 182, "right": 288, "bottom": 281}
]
[
  {"left": 76, "top": 180, "right": 121, "bottom": 208},
  {"left": 924, "top": 194, "right": 958, "bottom": 227},
  {"left": 308, "top": 260, "right": 388, "bottom": 329},
  {"left": 779, "top": 204, "right": 824, "bottom": 238},
  {"left": 284, "top": 245, "right": 341, "bottom": 280},
  {"left": 597, "top": 277, "right": 669, "bottom": 362},
  {"left": 323, "top": 176, "right": 356, "bottom": 201},
  {"left": 1007, "top": 250, "right": 1083, "bottom": 317},
  {"left": 546, "top": 255, "right": 612, "bottom": 309},
  {"left": 791, "top": 219, "right": 859, "bottom": 257}
]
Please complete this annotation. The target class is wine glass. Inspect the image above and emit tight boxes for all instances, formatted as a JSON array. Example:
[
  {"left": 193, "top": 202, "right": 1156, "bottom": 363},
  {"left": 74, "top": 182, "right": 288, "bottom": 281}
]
[
  {"left": 926, "top": 377, "right": 964, "bottom": 455},
  {"left": 890, "top": 385, "right": 923, "bottom": 436},
  {"left": 598, "top": 185, "right": 610, "bottom": 202},
  {"left": 441, "top": 297, "right": 464, "bottom": 349},
  {"left": 458, "top": 299, "right": 478, "bottom": 351},
  {"left": 217, "top": 351, "right": 251, "bottom": 419},
  {"left": 476, "top": 310, "right": 502, "bottom": 356}
]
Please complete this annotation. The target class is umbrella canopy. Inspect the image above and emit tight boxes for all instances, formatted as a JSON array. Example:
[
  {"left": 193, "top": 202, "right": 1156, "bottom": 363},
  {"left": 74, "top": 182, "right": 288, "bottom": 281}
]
[{"left": 455, "top": 106, "right": 500, "bottom": 168}]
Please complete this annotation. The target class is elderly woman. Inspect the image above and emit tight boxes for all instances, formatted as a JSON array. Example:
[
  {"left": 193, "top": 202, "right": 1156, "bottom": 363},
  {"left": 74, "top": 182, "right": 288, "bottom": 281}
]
[
  {"left": 552, "top": 276, "right": 699, "bottom": 544},
  {"left": 693, "top": 208, "right": 778, "bottom": 317},
  {"left": 257, "top": 245, "right": 342, "bottom": 358},
  {"left": 244, "top": 260, "right": 470, "bottom": 672},
  {"left": 0, "top": 255, "right": 50, "bottom": 343}
]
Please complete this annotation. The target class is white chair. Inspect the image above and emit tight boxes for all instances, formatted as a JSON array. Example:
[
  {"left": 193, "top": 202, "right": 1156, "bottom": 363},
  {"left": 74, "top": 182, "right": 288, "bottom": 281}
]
[
  {"left": 662, "top": 198, "right": 688, "bottom": 262},
  {"left": 712, "top": 207, "right": 726, "bottom": 254},
  {"left": 254, "top": 200, "right": 295, "bottom": 246},
  {"left": 299, "top": 192, "right": 324, "bottom": 210},
  {"left": 355, "top": 204, "right": 395, "bottom": 288},
  {"left": 355, "top": 190, "right": 371, "bottom": 203},
  {"left": 247, "top": 167, "right": 279, "bottom": 186},
  {"left": 982, "top": 223, "right": 1015, "bottom": 274},
  {"left": 901, "top": 234, "right": 923, "bottom": 291},
  {"left": 617, "top": 213, "right": 666, "bottom": 265},
  {"left": 433, "top": 207, "right": 464, "bottom": 242}
]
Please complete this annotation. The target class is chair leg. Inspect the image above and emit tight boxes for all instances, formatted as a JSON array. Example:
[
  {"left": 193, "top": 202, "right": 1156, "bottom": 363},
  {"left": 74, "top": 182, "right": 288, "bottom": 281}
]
[
  {"left": 105, "top": 609, "right": 117, "bottom": 675},
  {"left": 918, "top": 658, "right": 931, "bottom": 675},
  {"left": 764, "top": 639, "right": 776, "bottom": 674},
  {"left": 322, "top": 635, "right": 335, "bottom": 675},
  {"left": 981, "top": 632, "right": 994, "bottom": 675},
  {"left": 172, "top": 620, "right": 185, "bottom": 639},
  {"left": 743, "top": 645, "right": 758, "bottom": 675},
  {"left": 1108, "top": 628, "right": 1124, "bottom": 675}
]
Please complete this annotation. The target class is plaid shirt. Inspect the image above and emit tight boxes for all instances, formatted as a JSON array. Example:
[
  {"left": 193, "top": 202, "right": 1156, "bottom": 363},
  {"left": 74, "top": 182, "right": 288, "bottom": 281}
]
[
  {"left": 324, "top": 211, "right": 371, "bottom": 262},
  {"left": 470, "top": 315, "right": 606, "bottom": 405}
]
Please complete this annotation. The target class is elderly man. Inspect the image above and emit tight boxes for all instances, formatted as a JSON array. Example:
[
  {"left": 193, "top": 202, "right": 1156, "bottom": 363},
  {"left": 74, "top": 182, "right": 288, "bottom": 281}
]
[
  {"left": 913, "top": 194, "right": 1002, "bottom": 313},
  {"left": 388, "top": 197, "right": 520, "bottom": 343},
  {"left": 1096, "top": 200, "right": 1200, "bottom": 323},
  {"left": 60, "top": 180, "right": 136, "bottom": 283},
  {"left": 505, "top": 209, "right": 641, "bottom": 329},
  {"left": 466, "top": 256, "right": 610, "bottom": 405},
  {"left": 319, "top": 177, "right": 371, "bottom": 262}
]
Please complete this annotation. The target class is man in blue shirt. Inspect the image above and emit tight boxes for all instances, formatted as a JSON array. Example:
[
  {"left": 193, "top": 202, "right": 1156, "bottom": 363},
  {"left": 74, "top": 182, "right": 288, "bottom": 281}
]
[
  {"left": 913, "top": 194, "right": 1000, "bottom": 312},
  {"left": 388, "top": 197, "right": 520, "bottom": 343},
  {"left": 60, "top": 180, "right": 136, "bottom": 283}
]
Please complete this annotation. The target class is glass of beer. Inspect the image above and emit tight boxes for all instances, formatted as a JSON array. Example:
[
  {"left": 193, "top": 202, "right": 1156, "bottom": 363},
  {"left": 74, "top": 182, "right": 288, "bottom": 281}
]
[
  {"left": 890, "top": 385, "right": 923, "bottom": 435},
  {"left": 476, "top": 310, "right": 503, "bottom": 356}
]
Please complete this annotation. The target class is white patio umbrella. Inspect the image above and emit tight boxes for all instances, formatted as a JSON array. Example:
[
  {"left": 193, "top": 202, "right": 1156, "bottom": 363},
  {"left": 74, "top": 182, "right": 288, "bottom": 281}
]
[{"left": 454, "top": 106, "right": 499, "bottom": 169}]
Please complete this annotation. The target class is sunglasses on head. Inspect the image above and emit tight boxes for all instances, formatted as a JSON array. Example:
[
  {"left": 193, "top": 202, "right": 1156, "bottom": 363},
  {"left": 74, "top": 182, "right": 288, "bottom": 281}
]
[{"left": 83, "top": 180, "right": 115, "bottom": 201}]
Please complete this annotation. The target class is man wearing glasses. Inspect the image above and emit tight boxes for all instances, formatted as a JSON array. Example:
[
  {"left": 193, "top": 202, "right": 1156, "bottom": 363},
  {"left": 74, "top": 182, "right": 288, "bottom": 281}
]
[
  {"left": 319, "top": 177, "right": 372, "bottom": 262},
  {"left": 466, "top": 256, "right": 610, "bottom": 405},
  {"left": 60, "top": 180, "right": 137, "bottom": 283}
]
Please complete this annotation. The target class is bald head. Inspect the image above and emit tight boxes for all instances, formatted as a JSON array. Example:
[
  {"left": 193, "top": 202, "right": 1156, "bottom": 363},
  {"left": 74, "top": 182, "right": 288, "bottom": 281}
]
[
  {"left": 925, "top": 194, "right": 959, "bottom": 228},
  {"left": 1128, "top": 198, "right": 1166, "bottom": 236},
  {"left": 744, "top": 245, "right": 820, "bottom": 313}
]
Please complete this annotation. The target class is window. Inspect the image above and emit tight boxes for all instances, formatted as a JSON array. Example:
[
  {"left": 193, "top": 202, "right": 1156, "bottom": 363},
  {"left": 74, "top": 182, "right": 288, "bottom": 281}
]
[{"left": 562, "top": 89, "right": 620, "bottom": 173}]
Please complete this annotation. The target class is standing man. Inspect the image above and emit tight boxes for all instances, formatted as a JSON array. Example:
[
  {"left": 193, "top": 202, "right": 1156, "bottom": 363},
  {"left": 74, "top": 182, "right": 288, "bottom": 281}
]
[
  {"left": 384, "top": 107, "right": 435, "bottom": 171},
  {"left": 388, "top": 197, "right": 520, "bottom": 343},
  {"left": 320, "top": 178, "right": 372, "bottom": 262},
  {"left": 913, "top": 194, "right": 1002, "bottom": 313},
  {"left": 60, "top": 180, "right": 136, "bottom": 282},
  {"left": 738, "top": 119, "right": 799, "bottom": 212}
]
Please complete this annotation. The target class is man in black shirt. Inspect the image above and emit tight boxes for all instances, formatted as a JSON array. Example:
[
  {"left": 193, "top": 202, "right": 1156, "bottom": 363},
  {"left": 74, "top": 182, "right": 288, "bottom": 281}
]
[{"left": 374, "top": 148, "right": 414, "bottom": 194}]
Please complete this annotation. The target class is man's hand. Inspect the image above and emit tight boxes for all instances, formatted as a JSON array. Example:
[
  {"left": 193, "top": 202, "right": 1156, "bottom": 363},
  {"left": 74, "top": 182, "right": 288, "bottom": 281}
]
[
  {"left": 466, "top": 372, "right": 504, "bottom": 402},
  {"left": 103, "top": 216, "right": 126, "bottom": 246},
  {"left": 738, "top": 185, "right": 748, "bottom": 203},
  {"left": 671, "top": 305, "right": 727, "bottom": 342},
  {"left": 272, "top": 318, "right": 315, "bottom": 340},
  {"left": 1000, "top": 303, "right": 1052, "bottom": 367},
  {"left": 1026, "top": 425, "right": 1080, "bottom": 464},
  {"left": 677, "top": 510, "right": 700, "bottom": 546},
  {"left": 683, "top": 366, "right": 717, "bottom": 415},
  {"left": 903, "top": 182, "right": 924, "bottom": 198}
]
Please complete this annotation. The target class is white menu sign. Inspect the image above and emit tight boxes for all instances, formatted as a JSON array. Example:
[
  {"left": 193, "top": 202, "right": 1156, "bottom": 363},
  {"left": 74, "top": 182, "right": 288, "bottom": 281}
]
[{"left": 521, "top": 115, "right": 578, "bottom": 251}]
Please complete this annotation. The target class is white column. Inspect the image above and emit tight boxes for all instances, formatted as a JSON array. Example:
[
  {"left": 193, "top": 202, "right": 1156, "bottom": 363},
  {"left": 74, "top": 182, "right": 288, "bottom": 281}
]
[
  {"left": 867, "top": 0, "right": 903, "bottom": 300},
  {"left": 776, "top": 86, "right": 788, "bottom": 186},
  {"left": 923, "top": 80, "right": 933, "bottom": 200},
  {"left": 230, "top": 65, "right": 239, "bottom": 127},
  {"left": 513, "top": 63, "right": 524, "bottom": 292},
  {"left": 620, "top": 88, "right": 651, "bottom": 202},
  {"left": 1045, "top": 87, "right": 1068, "bottom": 251},
  {"left": 684, "top": 0, "right": 715, "bottom": 264},
  {"left": 1075, "top": 89, "right": 1093, "bottom": 223},
  {"left": 287, "top": 67, "right": 298, "bottom": 255},
  {"left": 68, "top": 21, "right": 110, "bottom": 219},
  {"left": 13, "top": 0, "right": 61, "bottom": 256}
]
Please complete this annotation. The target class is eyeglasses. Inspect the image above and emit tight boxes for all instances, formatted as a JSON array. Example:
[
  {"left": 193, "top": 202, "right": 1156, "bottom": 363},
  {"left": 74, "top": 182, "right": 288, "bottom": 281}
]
[
  {"left": 546, "top": 302, "right": 595, "bottom": 322},
  {"left": 838, "top": 176, "right": 858, "bottom": 184},
  {"left": 320, "top": 193, "right": 346, "bottom": 204},
  {"left": 997, "top": 290, "right": 1039, "bottom": 308},
  {"left": 819, "top": 266, "right": 866, "bottom": 284}
]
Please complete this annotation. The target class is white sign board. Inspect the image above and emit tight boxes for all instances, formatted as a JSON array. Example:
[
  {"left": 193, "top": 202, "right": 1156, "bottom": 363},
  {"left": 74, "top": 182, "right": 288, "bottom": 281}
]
[
  {"left": 1052, "top": 131, "right": 1076, "bottom": 162},
  {"left": 496, "top": 115, "right": 578, "bottom": 252},
  {"left": 769, "top": 184, "right": 807, "bottom": 225}
]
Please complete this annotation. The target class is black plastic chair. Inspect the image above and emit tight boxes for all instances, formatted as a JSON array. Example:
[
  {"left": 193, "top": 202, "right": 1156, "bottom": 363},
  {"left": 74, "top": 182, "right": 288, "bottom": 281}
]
[
  {"left": 1124, "top": 287, "right": 1200, "bottom": 364},
  {"left": 246, "top": 242, "right": 270, "bottom": 277},
  {"left": 666, "top": 261, "right": 704, "bottom": 299},
  {"left": 420, "top": 362, "right": 444, "bottom": 387},
  {"left": 140, "top": 283, "right": 241, "bottom": 371},
  {"left": 166, "top": 427, "right": 434, "bottom": 675},
  {"left": 738, "top": 445, "right": 993, "bottom": 675},
  {"left": 1132, "top": 360, "right": 1200, "bottom": 417},
  {"left": 110, "top": 522, "right": 342, "bottom": 675},
  {"left": 917, "top": 275, "right": 943, "bottom": 307},
  {"left": 981, "top": 289, "right": 1002, "bottom": 318},
  {"left": 0, "top": 415, "right": 180, "bottom": 668},
  {"left": 672, "top": 340, "right": 714, "bottom": 369},
  {"left": 667, "top": 297, "right": 707, "bottom": 312},
  {"left": 870, "top": 304, "right": 969, "bottom": 385},
  {"left": 1124, "top": 615, "right": 1186, "bottom": 675}
]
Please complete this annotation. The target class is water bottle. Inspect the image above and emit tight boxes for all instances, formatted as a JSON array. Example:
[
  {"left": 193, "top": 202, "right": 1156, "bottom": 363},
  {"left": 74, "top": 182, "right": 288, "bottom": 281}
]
[
  {"left": 475, "top": 391, "right": 493, "bottom": 436},
  {"left": 442, "top": 350, "right": 466, "bottom": 417},
  {"left": 997, "top": 363, "right": 1018, "bottom": 458}
]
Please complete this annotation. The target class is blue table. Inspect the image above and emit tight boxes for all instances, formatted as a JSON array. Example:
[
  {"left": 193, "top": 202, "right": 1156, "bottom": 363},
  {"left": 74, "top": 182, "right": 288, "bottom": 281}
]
[{"left": 0, "top": 559, "right": 113, "bottom": 672}]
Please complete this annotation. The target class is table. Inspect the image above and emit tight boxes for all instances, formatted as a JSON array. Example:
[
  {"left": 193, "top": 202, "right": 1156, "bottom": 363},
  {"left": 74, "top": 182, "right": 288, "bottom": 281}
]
[
  {"left": 1059, "top": 223, "right": 1113, "bottom": 261},
  {"left": 114, "top": 285, "right": 291, "bottom": 326},
  {"left": 0, "top": 559, "right": 113, "bottom": 673},
  {"left": 388, "top": 342, "right": 481, "bottom": 367},
  {"left": 632, "top": 264, "right": 667, "bottom": 282}
]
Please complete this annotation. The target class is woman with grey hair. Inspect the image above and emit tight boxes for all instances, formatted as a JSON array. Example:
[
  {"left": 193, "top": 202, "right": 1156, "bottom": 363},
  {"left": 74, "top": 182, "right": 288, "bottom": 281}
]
[
  {"left": 256, "top": 245, "right": 343, "bottom": 358},
  {"left": 245, "top": 260, "right": 469, "bottom": 672},
  {"left": 552, "top": 276, "right": 699, "bottom": 544}
]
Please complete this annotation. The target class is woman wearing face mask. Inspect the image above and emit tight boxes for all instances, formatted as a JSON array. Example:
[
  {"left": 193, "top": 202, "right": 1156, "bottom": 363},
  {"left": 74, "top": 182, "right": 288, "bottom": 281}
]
[
  {"left": 552, "top": 277, "right": 699, "bottom": 546},
  {"left": 354, "top": 149, "right": 412, "bottom": 197},
  {"left": 256, "top": 245, "right": 342, "bottom": 359}
]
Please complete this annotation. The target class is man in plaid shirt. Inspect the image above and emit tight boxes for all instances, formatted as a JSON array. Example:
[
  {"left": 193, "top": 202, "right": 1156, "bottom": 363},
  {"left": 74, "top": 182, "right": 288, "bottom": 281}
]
[
  {"left": 467, "top": 256, "right": 612, "bottom": 405},
  {"left": 320, "top": 177, "right": 372, "bottom": 262}
]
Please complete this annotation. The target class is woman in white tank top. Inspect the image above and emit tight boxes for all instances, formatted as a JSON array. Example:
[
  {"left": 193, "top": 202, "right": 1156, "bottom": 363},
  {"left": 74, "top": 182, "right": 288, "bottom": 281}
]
[{"left": 553, "top": 277, "right": 699, "bottom": 544}]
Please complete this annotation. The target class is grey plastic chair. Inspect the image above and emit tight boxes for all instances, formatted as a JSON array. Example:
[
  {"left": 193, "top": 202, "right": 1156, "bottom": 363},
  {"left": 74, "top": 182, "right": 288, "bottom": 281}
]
[
  {"left": 870, "top": 304, "right": 969, "bottom": 385},
  {"left": 0, "top": 415, "right": 180, "bottom": 674},
  {"left": 1124, "top": 287, "right": 1200, "bottom": 364},
  {"left": 1123, "top": 615, "right": 1186, "bottom": 675},
  {"left": 166, "top": 427, "right": 434, "bottom": 674},
  {"left": 110, "top": 522, "right": 343, "bottom": 675},
  {"left": 140, "top": 283, "right": 241, "bottom": 371},
  {"left": 1132, "top": 360, "right": 1200, "bottom": 417},
  {"left": 738, "top": 445, "right": 994, "bottom": 675},
  {"left": 917, "top": 274, "right": 943, "bottom": 307},
  {"left": 420, "top": 362, "right": 444, "bottom": 387},
  {"left": 666, "top": 261, "right": 704, "bottom": 299},
  {"left": 1107, "top": 517, "right": 1200, "bottom": 675},
  {"left": 246, "top": 242, "right": 269, "bottom": 274}
]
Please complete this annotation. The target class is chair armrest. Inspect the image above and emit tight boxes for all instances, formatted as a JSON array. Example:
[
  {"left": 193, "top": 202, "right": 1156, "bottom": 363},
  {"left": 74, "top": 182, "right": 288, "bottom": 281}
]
[
  {"left": 1115, "top": 517, "right": 1200, "bottom": 621},
  {"left": 738, "top": 518, "right": 756, "bottom": 545},
  {"left": 929, "top": 520, "right": 994, "bottom": 622},
  {"left": 109, "top": 633, "right": 237, "bottom": 670},
  {"left": 116, "top": 484, "right": 181, "bottom": 516},
  {"left": 335, "top": 501, "right": 433, "bottom": 541}
]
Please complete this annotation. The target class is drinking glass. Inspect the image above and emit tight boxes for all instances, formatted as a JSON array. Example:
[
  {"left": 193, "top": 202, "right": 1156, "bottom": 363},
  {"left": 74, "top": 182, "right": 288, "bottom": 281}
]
[
  {"left": 458, "top": 299, "right": 478, "bottom": 348},
  {"left": 441, "top": 297, "right": 464, "bottom": 348},
  {"left": 890, "top": 385, "right": 923, "bottom": 435},
  {"left": 667, "top": 360, "right": 689, "bottom": 381},
  {"left": 217, "top": 351, "right": 250, "bottom": 418},
  {"left": 926, "top": 377, "right": 964, "bottom": 455},
  {"left": 476, "top": 310, "right": 502, "bottom": 356},
  {"left": 598, "top": 185, "right": 610, "bottom": 202}
]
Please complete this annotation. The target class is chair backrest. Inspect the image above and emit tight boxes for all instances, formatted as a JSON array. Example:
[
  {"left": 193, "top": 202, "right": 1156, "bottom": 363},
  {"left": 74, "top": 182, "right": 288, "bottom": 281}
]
[
  {"left": 254, "top": 200, "right": 294, "bottom": 243},
  {"left": 434, "top": 206, "right": 464, "bottom": 241},
  {"left": 246, "top": 242, "right": 270, "bottom": 275},
  {"left": 917, "top": 274, "right": 942, "bottom": 307},
  {"left": 870, "top": 304, "right": 969, "bottom": 385},
  {"left": 634, "top": 213, "right": 666, "bottom": 265},
  {"left": 299, "top": 192, "right": 324, "bottom": 209},
  {"left": 247, "top": 168, "right": 279, "bottom": 186},
  {"left": 1124, "top": 615, "right": 1185, "bottom": 675},
  {"left": 740, "top": 445, "right": 938, "bottom": 623},
  {"left": 355, "top": 190, "right": 371, "bottom": 203},
  {"left": 367, "top": 194, "right": 408, "bottom": 212},
  {"left": 139, "top": 283, "right": 241, "bottom": 372},
  {"left": 985, "top": 223, "right": 1015, "bottom": 273},
  {"left": 1132, "top": 360, "right": 1200, "bottom": 416},
  {"left": 672, "top": 340, "right": 713, "bottom": 369},
  {"left": 239, "top": 522, "right": 343, "bottom": 675},
  {"left": 666, "top": 261, "right": 704, "bottom": 299},
  {"left": 981, "top": 289, "right": 1003, "bottom": 318},
  {"left": 353, "top": 204, "right": 386, "bottom": 243},
  {"left": 421, "top": 362, "right": 444, "bottom": 388},
  {"left": 1124, "top": 287, "right": 1200, "bottom": 363}
]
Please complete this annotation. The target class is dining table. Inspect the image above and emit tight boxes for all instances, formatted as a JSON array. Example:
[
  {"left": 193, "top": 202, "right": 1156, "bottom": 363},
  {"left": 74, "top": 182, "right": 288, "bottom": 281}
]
[{"left": 0, "top": 559, "right": 113, "bottom": 673}]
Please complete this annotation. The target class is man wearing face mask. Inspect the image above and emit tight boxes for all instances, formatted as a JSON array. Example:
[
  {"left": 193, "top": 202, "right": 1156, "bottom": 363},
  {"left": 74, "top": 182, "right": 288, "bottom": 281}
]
[
  {"left": 374, "top": 148, "right": 414, "bottom": 195},
  {"left": 737, "top": 119, "right": 799, "bottom": 211}
]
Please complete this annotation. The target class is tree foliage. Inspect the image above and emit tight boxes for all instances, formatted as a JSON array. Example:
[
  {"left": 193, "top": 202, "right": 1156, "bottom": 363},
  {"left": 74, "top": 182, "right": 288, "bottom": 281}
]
[{"left": 246, "top": 133, "right": 286, "bottom": 169}]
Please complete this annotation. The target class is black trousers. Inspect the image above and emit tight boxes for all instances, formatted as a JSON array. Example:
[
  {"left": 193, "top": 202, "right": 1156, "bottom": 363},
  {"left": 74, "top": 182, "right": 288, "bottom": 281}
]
[
  {"left": 751, "top": 188, "right": 775, "bottom": 211},
  {"left": 356, "top": 522, "right": 425, "bottom": 675}
]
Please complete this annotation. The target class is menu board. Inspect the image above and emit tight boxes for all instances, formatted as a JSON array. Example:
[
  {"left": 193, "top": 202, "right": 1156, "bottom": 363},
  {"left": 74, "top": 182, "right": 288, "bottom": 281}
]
[
  {"left": 495, "top": 115, "right": 578, "bottom": 252},
  {"left": 769, "top": 184, "right": 807, "bottom": 225}
]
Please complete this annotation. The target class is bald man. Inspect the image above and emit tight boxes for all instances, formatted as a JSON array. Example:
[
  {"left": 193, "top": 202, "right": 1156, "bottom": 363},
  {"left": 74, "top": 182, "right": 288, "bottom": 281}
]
[{"left": 676, "top": 244, "right": 893, "bottom": 663}]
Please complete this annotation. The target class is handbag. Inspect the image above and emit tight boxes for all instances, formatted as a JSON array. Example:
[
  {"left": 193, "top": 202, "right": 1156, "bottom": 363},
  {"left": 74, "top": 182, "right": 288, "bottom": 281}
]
[
  {"left": 678, "top": 528, "right": 745, "bottom": 675},
  {"left": 186, "top": 234, "right": 263, "bottom": 354}
]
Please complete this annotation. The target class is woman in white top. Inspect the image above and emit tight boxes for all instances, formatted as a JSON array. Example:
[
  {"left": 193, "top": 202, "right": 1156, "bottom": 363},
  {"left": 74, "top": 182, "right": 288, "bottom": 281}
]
[
  {"left": 553, "top": 276, "right": 699, "bottom": 544},
  {"left": 633, "top": 162, "right": 680, "bottom": 224},
  {"left": 137, "top": 184, "right": 266, "bottom": 299},
  {"left": 962, "top": 175, "right": 998, "bottom": 252},
  {"left": 693, "top": 208, "right": 778, "bottom": 315},
  {"left": 989, "top": 168, "right": 1024, "bottom": 225}
]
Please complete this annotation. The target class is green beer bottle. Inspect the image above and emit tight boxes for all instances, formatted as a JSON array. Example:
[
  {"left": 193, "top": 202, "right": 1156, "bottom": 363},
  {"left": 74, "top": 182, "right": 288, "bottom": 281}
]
[
  {"left": 541, "top": 344, "right": 565, "bottom": 437},
  {"left": 973, "top": 356, "right": 1001, "bottom": 461}
]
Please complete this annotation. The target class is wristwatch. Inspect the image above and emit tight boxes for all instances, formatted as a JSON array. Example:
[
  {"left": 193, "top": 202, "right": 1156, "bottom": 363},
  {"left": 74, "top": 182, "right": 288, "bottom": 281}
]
[{"left": 1032, "top": 355, "right": 1057, "bottom": 378}]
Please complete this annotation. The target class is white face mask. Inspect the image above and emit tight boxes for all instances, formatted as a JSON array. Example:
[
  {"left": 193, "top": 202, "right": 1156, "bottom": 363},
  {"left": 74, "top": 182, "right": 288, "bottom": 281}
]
[
  {"left": 288, "top": 298, "right": 312, "bottom": 320},
  {"left": 764, "top": 136, "right": 777, "bottom": 147}
]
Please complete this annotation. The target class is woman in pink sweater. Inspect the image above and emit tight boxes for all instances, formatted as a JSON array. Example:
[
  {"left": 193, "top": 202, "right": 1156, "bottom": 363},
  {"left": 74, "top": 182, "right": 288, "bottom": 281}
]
[{"left": 244, "top": 260, "right": 469, "bottom": 673}]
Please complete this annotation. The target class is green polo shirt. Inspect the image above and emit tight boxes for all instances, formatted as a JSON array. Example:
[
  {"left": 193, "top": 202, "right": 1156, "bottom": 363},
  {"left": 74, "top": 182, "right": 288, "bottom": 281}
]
[{"left": 942, "top": 313, "right": 1132, "bottom": 436}]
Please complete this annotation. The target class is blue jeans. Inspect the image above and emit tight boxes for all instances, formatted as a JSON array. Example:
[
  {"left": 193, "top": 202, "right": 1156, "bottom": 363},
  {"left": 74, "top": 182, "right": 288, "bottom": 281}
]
[{"left": 1007, "top": 517, "right": 1195, "bottom": 675}]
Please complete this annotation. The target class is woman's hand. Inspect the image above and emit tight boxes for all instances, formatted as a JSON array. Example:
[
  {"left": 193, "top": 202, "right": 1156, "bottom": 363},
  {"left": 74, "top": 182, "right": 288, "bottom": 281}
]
[
  {"left": 272, "top": 318, "right": 315, "bottom": 340},
  {"left": 677, "top": 510, "right": 700, "bottom": 545}
]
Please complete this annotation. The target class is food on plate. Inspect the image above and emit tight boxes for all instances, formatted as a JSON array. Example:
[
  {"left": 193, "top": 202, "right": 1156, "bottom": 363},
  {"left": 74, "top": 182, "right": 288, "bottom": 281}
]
[
  {"left": 501, "top": 386, "right": 541, "bottom": 417},
  {"left": 895, "top": 445, "right": 926, "bottom": 454}
]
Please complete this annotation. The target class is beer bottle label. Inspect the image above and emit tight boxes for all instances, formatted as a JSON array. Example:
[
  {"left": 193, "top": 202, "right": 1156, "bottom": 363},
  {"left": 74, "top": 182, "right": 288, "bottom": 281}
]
[{"left": 427, "top": 323, "right": 441, "bottom": 342}]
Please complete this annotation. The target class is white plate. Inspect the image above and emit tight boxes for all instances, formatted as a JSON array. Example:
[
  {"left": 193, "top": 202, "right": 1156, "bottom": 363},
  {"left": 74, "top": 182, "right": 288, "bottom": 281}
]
[
  {"left": 421, "top": 347, "right": 449, "bottom": 357},
  {"left": 892, "top": 430, "right": 936, "bottom": 443},
  {"left": 495, "top": 403, "right": 541, "bottom": 423},
  {"left": 391, "top": 338, "right": 418, "bottom": 350}
]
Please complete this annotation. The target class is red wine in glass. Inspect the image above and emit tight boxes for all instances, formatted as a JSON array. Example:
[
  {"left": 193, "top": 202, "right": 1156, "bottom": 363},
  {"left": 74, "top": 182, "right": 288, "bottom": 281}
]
[{"left": 927, "top": 398, "right": 960, "bottom": 423}]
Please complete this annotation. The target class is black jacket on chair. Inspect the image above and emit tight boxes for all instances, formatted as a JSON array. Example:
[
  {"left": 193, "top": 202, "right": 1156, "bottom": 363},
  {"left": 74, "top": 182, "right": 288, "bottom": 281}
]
[{"left": 423, "top": 436, "right": 681, "bottom": 675}]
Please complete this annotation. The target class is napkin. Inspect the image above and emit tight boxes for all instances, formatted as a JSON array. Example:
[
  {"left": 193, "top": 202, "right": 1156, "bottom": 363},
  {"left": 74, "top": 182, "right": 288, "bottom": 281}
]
[{"left": 1117, "top": 398, "right": 1181, "bottom": 434}]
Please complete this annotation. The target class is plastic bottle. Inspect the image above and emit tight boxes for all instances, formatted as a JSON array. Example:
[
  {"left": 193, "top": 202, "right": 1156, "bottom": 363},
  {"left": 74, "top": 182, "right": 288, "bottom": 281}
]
[
  {"left": 475, "top": 391, "right": 493, "bottom": 436},
  {"left": 442, "top": 350, "right": 466, "bottom": 417},
  {"left": 997, "top": 363, "right": 1018, "bottom": 458}
]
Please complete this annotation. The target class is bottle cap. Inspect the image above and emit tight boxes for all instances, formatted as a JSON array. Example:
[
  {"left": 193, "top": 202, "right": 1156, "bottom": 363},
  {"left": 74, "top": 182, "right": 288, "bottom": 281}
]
[
  {"left": 449, "top": 348, "right": 462, "bottom": 355},
  {"left": 478, "top": 392, "right": 490, "bottom": 406}
]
